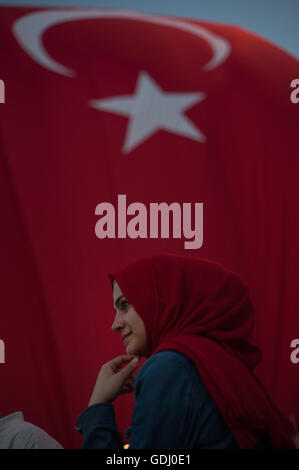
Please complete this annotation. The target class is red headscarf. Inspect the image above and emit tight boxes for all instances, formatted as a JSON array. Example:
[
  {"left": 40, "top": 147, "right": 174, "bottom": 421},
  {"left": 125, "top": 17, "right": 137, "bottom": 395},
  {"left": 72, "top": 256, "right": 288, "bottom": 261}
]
[{"left": 109, "top": 253, "right": 295, "bottom": 449}]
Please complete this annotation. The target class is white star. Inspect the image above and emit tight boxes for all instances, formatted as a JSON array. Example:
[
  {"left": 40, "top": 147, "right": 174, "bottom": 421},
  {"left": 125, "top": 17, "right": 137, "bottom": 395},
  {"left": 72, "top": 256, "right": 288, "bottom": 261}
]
[{"left": 89, "top": 71, "right": 206, "bottom": 153}]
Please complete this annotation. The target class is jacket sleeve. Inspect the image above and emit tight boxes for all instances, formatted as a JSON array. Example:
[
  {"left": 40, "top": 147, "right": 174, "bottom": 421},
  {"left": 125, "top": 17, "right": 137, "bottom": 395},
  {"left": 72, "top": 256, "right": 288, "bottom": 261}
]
[{"left": 76, "top": 403, "right": 123, "bottom": 449}]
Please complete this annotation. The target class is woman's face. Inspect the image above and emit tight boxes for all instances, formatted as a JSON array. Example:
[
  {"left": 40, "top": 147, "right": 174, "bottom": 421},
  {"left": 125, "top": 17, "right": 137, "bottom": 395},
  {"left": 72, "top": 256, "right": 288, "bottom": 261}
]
[{"left": 112, "top": 281, "right": 149, "bottom": 357}]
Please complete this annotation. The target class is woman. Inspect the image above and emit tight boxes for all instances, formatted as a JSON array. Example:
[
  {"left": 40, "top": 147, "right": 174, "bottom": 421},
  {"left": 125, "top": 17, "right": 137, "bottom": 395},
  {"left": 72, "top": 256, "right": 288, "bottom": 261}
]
[{"left": 76, "top": 253, "right": 295, "bottom": 449}]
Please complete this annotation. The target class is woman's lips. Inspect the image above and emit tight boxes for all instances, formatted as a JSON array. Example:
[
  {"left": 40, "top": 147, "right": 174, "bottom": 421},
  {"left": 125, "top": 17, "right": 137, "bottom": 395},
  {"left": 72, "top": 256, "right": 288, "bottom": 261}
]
[{"left": 123, "top": 332, "right": 132, "bottom": 342}]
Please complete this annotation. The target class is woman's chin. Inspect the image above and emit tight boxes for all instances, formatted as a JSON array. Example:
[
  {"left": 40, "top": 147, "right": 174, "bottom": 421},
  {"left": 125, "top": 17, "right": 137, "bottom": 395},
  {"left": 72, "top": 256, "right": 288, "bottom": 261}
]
[
  {"left": 126, "top": 342, "right": 137, "bottom": 356},
  {"left": 126, "top": 347, "right": 135, "bottom": 355}
]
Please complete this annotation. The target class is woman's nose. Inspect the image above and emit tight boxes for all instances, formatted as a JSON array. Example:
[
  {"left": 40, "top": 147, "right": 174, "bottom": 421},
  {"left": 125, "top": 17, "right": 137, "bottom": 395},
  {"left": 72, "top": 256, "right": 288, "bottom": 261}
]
[{"left": 112, "top": 311, "right": 125, "bottom": 332}]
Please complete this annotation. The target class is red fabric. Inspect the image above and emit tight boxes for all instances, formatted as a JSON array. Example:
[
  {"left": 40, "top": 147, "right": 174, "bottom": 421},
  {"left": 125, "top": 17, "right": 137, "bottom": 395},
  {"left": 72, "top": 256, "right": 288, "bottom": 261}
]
[
  {"left": 0, "top": 6, "right": 298, "bottom": 448},
  {"left": 110, "top": 253, "right": 295, "bottom": 448}
]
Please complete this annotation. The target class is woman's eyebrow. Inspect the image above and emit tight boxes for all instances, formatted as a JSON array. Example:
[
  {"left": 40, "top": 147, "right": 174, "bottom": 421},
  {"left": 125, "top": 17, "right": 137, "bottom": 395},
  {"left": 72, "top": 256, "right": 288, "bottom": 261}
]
[{"left": 114, "top": 295, "right": 125, "bottom": 311}]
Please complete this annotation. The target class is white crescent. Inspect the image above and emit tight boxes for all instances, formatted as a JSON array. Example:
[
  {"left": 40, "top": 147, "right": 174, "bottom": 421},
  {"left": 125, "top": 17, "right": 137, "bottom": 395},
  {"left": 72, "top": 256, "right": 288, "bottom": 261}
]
[{"left": 12, "top": 9, "right": 231, "bottom": 77}]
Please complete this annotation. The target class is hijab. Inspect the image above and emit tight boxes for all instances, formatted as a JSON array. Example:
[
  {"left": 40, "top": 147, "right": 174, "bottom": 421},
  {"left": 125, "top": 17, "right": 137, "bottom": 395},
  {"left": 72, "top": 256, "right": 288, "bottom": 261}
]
[{"left": 109, "top": 253, "right": 295, "bottom": 448}]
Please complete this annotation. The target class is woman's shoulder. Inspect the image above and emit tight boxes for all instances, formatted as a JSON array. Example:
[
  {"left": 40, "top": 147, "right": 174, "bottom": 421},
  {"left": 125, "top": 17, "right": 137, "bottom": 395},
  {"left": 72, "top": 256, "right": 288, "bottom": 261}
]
[
  {"left": 142, "top": 349, "right": 195, "bottom": 368},
  {"left": 137, "top": 350, "right": 202, "bottom": 385}
]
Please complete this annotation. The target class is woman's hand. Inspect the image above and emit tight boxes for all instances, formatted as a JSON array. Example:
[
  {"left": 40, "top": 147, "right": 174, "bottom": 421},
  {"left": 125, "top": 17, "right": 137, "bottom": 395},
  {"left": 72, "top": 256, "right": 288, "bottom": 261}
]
[{"left": 88, "top": 355, "right": 139, "bottom": 406}]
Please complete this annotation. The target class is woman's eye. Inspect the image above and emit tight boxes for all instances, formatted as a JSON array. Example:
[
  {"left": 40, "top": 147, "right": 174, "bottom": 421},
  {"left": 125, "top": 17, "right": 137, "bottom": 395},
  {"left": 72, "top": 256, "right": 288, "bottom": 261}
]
[{"left": 121, "top": 301, "right": 130, "bottom": 310}]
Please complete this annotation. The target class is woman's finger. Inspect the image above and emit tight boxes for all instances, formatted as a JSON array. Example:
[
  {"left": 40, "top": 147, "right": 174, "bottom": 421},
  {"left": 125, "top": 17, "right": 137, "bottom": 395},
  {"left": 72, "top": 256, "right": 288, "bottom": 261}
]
[
  {"left": 119, "top": 357, "right": 139, "bottom": 380},
  {"left": 110, "top": 355, "right": 136, "bottom": 367},
  {"left": 110, "top": 355, "right": 137, "bottom": 373}
]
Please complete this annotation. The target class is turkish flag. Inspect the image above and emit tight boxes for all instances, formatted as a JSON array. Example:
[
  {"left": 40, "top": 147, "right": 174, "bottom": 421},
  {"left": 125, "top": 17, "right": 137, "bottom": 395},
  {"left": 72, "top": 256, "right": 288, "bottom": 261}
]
[{"left": 0, "top": 6, "right": 298, "bottom": 448}]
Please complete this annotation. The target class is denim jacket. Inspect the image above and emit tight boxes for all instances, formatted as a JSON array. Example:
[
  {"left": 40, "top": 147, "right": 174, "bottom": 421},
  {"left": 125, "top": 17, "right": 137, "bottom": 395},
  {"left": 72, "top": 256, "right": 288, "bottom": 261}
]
[{"left": 76, "top": 350, "right": 268, "bottom": 449}]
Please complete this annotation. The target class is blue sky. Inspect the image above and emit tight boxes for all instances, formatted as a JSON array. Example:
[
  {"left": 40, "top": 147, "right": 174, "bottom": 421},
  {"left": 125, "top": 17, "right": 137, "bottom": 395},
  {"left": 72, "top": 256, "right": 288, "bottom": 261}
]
[{"left": 0, "top": 0, "right": 298, "bottom": 60}]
